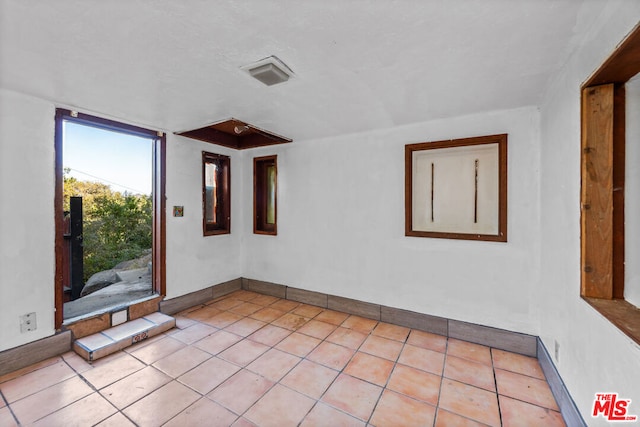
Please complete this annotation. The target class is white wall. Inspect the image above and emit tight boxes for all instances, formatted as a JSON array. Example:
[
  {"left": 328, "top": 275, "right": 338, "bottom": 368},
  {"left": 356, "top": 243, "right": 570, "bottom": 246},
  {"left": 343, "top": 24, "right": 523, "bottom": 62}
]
[
  {"left": 243, "top": 106, "right": 541, "bottom": 335},
  {"left": 626, "top": 74, "right": 640, "bottom": 307},
  {"left": 164, "top": 134, "right": 243, "bottom": 298},
  {"left": 0, "top": 88, "right": 541, "bottom": 351},
  {"left": 1, "top": 5, "right": 639, "bottom": 423},
  {"left": 0, "top": 89, "right": 56, "bottom": 351},
  {"left": 538, "top": 2, "right": 640, "bottom": 424},
  {"left": 0, "top": 90, "right": 245, "bottom": 351}
]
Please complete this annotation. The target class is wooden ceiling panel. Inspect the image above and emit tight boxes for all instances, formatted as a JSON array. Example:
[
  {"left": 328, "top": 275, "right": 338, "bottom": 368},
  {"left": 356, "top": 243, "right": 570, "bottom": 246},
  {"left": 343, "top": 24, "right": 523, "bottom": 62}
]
[{"left": 177, "top": 118, "right": 292, "bottom": 150}]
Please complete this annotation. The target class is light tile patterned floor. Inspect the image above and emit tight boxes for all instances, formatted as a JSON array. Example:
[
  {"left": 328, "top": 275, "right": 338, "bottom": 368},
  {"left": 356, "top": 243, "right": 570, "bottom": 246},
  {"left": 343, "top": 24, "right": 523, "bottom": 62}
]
[{"left": 0, "top": 290, "right": 566, "bottom": 426}]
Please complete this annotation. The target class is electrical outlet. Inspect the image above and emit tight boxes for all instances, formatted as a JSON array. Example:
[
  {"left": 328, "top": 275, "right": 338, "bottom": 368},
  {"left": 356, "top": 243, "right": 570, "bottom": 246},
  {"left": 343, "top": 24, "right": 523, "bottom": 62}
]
[
  {"left": 112, "top": 310, "right": 127, "bottom": 326},
  {"left": 20, "top": 312, "right": 37, "bottom": 333},
  {"left": 554, "top": 340, "right": 560, "bottom": 363}
]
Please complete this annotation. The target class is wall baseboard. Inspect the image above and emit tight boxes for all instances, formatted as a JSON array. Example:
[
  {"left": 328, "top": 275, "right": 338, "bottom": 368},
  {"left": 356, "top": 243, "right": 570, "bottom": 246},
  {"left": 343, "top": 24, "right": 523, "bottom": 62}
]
[
  {"left": 0, "top": 331, "right": 71, "bottom": 377},
  {"left": 160, "top": 278, "right": 242, "bottom": 315},
  {"left": 241, "top": 277, "right": 586, "bottom": 425},
  {"left": 0, "top": 279, "right": 243, "bottom": 376},
  {"left": 241, "top": 278, "right": 537, "bottom": 357},
  {"left": 0, "top": 276, "right": 586, "bottom": 427},
  {"left": 537, "top": 339, "right": 587, "bottom": 426}
]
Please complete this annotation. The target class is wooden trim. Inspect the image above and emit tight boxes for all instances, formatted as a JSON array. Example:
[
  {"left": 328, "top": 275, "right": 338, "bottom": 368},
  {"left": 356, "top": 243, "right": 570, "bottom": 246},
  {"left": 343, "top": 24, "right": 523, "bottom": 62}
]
[
  {"left": 54, "top": 109, "right": 167, "bottom": 326},
  {"left": 240, "top": 134, "right": 288, "bottom": 150},
  {"left": 498, "top": 137, "right": 508, "bottom": 242},
  {"left": 153, "top": 134, "right": 167, "bottom": 296},
  {"left": 54, "top": 110, "right": 64, "bottom": 329},
  {"left": 56, "top": 109, "right": 161, "bottom": 139},
  {"left": 577, "top": 83, "right": 625, "bottom": 296},
  {"left": 584, "top": 22, "right": 640, "bottom": 87},
  {"left": 579, "top": 23, "right": 640, "bottom": 344},
  {"left": 180, "top": 127, "right": 238, "bottom": 149},
  {"left": 405, "top": 134, "right": 507, "bottom": 242},
  {"left": 202, "top": 151, "right": 231, "bottom": 236},
  {"left": 177, "top": 118, "right": 292, "bottom": 150},
  {"left": 580, "top": 85, "right": 614, "bottom": 299},
  {"left": 583, "top": 297, "right": 640, "bottom": 346},
  {"left": 253, "top": 155, "right": 278, "bottom": 235}
]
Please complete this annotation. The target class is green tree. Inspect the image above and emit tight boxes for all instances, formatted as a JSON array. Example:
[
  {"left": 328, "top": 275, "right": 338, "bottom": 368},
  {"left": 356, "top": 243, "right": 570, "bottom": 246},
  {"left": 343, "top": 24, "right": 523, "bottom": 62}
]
[
  {"left": 64, "top": 170, "right": 152, "bottom": 281},
  {"left": 63, "top": 168, "right": 113, "bottom": 213}
]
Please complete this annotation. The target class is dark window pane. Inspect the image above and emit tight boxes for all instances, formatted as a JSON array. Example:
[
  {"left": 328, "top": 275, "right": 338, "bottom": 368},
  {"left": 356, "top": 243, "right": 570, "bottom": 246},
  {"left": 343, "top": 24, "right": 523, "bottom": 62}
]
[{"left": 203, "top": 152, "right": 230, "bottom": 235}]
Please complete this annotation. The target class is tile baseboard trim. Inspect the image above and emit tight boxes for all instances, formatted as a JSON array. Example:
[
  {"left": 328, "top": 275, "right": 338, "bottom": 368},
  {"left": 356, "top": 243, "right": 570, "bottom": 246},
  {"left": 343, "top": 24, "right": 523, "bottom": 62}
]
[
  {"left": 242, "top": 278, "right": 286, "bottom": 298},
  {"left": 537, "top": 338, "right": 587, "bottom": 426},
  {"left": 449, "top": 319, "right": 537, "bottom": 356},
  {"left": 0, "top": 331, "right": 72, "bottom": 377},
  {"left": 381, "top": 305, "right": 448, "bottom": 336},
  {"left": 241, "top": 277, "right": 585, "bottom": 424},
  {"left": 242, "top": 277, "right": 536, "bottom": 356},
  {"left": 159, "top": 278, "right": 242, "bottom": 315},
  {"left": 0, "top": 276, "right": 584, "bottom": 426}
]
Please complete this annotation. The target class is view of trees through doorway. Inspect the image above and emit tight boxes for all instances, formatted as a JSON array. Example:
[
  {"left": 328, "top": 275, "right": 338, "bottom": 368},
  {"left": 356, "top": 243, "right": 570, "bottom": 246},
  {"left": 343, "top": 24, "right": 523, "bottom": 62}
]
[{"left": 57, "top": 112, "right": 162, "bottom": 322}]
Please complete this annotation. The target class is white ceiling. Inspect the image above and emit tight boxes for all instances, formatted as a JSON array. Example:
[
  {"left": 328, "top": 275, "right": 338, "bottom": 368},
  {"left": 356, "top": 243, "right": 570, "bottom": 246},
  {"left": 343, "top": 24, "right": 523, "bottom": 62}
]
[{"left": 0, "top": 1, "right": 602, "bottom": 141}]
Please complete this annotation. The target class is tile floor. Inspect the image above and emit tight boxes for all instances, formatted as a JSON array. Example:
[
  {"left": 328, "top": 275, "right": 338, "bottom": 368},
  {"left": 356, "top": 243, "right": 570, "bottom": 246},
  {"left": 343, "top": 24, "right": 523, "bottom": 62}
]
[{"left": 0, "top": 290, "right": 566, "bottom": 426}]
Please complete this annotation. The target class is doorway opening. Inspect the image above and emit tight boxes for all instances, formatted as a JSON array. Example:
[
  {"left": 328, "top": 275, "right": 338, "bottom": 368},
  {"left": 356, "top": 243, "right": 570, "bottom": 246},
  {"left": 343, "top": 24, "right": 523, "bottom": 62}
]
[{"left": 54, "top": 110, "right": 166, "bottom": 327}]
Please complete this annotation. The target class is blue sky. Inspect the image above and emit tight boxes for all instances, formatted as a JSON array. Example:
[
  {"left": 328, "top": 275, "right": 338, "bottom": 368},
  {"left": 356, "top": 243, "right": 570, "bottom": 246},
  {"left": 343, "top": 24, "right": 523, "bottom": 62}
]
[{"left": 63, "top": 121, "right": 153, "bottom": 195}]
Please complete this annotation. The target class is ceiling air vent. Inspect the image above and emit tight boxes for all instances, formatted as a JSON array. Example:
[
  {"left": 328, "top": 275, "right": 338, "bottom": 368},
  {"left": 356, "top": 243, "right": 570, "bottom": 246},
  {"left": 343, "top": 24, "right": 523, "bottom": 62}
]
[{"left": 243, "top": 56, "right": 293, "bottom": 86}]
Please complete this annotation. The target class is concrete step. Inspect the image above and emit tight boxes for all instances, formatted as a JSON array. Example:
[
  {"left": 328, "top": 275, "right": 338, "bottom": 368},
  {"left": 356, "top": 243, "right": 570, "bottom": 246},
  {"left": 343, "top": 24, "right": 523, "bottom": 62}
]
[{"left": 73, "top": 312, "right": 175, "bottom": 361}]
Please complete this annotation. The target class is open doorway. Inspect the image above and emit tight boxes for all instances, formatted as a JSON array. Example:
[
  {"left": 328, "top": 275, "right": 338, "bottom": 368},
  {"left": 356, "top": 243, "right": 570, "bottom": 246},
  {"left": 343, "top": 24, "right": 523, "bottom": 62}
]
[{"left": 54, "top": 110, "right": 166, "bottom": 327}]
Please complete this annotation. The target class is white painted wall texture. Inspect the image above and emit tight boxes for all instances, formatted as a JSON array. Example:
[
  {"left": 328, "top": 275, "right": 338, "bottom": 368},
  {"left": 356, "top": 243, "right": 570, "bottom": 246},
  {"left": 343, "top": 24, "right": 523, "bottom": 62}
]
[
  {"left": 538, "top": 2, "right": 640, "bottom": 425},
  {"left": 0, "top": 89, "right": 56, "bottom": 351},
  {"left": 164, "top": 135, "right": 243, "bottom": 298},
  {"left": 243, "top": 107, "right": 541, "bottom": 335},
  {"left": 0, "top": 93, "right": 245, "bottom": 351},
  {"left": 0, "top": 2, "right": 639, "bottom": 424}
]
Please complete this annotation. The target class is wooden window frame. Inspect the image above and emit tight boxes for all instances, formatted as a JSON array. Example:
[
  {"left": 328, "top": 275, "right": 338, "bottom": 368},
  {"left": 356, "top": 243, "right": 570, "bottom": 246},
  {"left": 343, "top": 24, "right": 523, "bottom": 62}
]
[
  {"left": 202, "top": 151, "right": 231, "bottom": 236},
  {"left": 580, "top": 23, "right": 640, "bottom": 344},
  {"left": 405, "top": 134, "right": 508, "bottom": 242},
  {"left": 254, "top": 155, "right": 277, "bottom": 235}
]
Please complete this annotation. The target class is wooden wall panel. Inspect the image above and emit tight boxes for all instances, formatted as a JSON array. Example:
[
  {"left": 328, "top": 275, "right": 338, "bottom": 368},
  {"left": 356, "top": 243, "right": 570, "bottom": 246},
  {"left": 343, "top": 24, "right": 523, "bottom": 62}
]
[{"left": 581, "top": 84, "right": 614, "bottom": 299}]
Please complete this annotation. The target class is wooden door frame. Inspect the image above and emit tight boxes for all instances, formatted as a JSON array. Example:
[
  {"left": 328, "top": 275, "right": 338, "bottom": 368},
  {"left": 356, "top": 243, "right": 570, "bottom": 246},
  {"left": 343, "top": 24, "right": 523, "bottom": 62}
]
[{"left": 54, "top": 109, "right": 166, "bottom": 329}]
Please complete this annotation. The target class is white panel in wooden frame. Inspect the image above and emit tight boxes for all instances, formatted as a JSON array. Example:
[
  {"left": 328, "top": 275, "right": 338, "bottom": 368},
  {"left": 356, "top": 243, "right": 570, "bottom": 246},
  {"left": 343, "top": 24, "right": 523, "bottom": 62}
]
[{"left": 405, "top": 134, "right": 507, "bottom": 242}]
